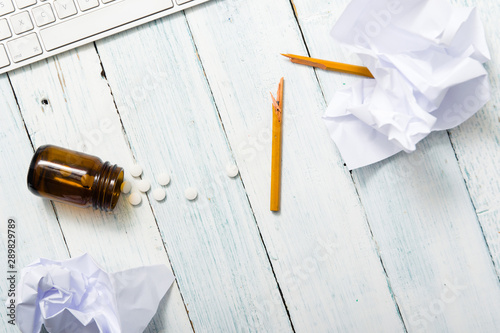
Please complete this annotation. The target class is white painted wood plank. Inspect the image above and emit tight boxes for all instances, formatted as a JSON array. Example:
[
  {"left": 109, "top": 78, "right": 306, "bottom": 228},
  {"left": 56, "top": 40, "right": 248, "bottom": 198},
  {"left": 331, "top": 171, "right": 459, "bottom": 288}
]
[
  {"left": 0, "top": 75, "right": 69, "bottom": 333},
  {"left": 183, "top": 1, "right": 406, "bottom": 332},
  {"left": 94, "top": 13, "right": 294, "bottom": 332},
  {"left": 291, "top": 0, "right": 500, "bottom": 332},
  {"left": 353, "top": 132, "right": 500, "bottom": 332},
  {"left": 447, "top": 0, "right": 500, "bottom": 278},
  {"left": 7, "top": 46, "right": 193, "bottom": 333}
]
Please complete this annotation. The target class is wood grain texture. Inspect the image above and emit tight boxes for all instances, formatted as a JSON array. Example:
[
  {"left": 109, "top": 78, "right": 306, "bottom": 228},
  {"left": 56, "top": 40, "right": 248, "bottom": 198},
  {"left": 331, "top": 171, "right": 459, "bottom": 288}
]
[
  {"left": 184, "top": 0, "right": 405, "bottom": 331},
  {"left": 447, "top": 0, "right": 500, "bottom": 278},
  {"left": 1, "top": 0, "right": 499, "bottom": 332},
  {"left": 94, "top": 12, "right": 293, "bottom": 333},
  {"left": 0, "top": 75, "right": 69, "bottom": 333},
  {"left": 6, "top": 46, "right": 193, "bottom": 333},
  {"left": 292, "top": 0, "right": 500, "bottom": 332}
]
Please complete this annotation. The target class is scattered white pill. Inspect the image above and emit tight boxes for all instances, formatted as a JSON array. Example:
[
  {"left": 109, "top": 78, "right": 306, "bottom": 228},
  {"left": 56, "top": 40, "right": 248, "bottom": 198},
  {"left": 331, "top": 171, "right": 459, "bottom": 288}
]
[
  {"left": 185, "top": 187, "right": 198, "bottom": 201},
  {"left": 226, "top": 164, "right": 239, "bottom": 178},
  {"left": 130, "top": 164, "right": 143, "bottom": 177},
  {"left": 137, "top": 179, "right": 151, "bottom": 193},
  {"left": 157, "top": 172, "right": 171, "bottom": 186},
  {"left": 153, "top": 188, "right": 166, "bottom": 202},
  {"left": 128, "top": 192, "right": 142, "bottom": 206},
  {"left": 120, "top": 181, "right": 132, "bottom": 194}
]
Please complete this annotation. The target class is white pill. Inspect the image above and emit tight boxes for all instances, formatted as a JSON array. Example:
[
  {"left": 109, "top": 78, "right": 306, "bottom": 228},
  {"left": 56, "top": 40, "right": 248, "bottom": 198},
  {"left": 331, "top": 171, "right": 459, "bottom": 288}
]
[
  {"left": 121, "top": 181, "right": 132, "bottom": 194},
  {"left": 128, "top": 192, "right": 142, "bottom": 206},
  {"left": 226, "top": 164, "right": 239, "bottom": 178},
  {"left": 130, "top": 164, "right": 143, "bottom": 177},
  {"left": 153, "top": 188, "right": 166, "bottom": 202},
  {"left": 137, "top": 179, "right": 151, "bottom": 193},
  {"left": 157, "top": 172, "right": 171, "bottom": 186},
  {"left": 185, "top": 187, "right": 198, "bottom": 201}
]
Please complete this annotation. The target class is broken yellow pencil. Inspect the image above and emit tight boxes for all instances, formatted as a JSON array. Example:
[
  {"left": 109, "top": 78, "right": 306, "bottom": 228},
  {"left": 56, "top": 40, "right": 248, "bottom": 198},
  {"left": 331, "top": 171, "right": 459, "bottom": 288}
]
[
  {"left": 270, "top": 77, "right": 284, "bottom": 212},
  {"left": 282, "top": 53, "right": 374, "bottom": 78}
]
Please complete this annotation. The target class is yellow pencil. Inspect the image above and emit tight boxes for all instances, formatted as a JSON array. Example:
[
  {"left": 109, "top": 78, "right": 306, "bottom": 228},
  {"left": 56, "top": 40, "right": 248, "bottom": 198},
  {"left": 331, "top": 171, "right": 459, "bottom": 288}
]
[
  {"left": 282, "top": 53, "right": 374, "bottom": 78},
  {"left": 270, "top": 78, "right": 284, "bottom": 212}
]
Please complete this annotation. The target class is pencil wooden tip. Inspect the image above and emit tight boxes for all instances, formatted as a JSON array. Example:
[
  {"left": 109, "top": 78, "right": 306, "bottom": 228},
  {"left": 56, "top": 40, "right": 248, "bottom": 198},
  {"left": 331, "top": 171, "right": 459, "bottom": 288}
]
[{"left": 281, "top": 53, "right": 291, "bottom": 58}]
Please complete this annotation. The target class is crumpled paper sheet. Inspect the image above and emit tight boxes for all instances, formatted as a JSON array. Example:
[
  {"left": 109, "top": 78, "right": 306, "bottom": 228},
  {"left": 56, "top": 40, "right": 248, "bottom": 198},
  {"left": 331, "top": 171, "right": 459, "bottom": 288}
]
[
  {"left": 15, "top": 254, "right": 175, "bottom": 333},
  {"left": 324, "top": 0, "right": 491, "bottom": 169}
]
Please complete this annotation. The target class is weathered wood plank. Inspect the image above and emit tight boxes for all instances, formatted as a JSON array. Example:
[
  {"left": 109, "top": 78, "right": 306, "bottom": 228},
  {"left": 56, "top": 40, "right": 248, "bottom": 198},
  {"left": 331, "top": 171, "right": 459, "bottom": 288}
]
[
  {"left": 7, "top": 46, "right": 193, "bottom": 333},
  {"left": 93, "top": 14, "right": 291, "bottom": 332},
  {"left": 354, "top": 132, "right": 500, "bottom": 332},
  {"left": 94, "top": 12, "right": 294, "bottom": 332},
  {"left": 2, "top": 0, "right": 498, "bottom": 332},
  {"left": 448, "top": 0, "right": 500, "bottom": 279},
  {"left": 0, "top": 75, "right": 69, "bottom": 333},
  {"left": 291, "top": 0, "right": 500, "bottom": 331},
  {"left": 183, "top": 0, "right": 406, "bottom": 331}
]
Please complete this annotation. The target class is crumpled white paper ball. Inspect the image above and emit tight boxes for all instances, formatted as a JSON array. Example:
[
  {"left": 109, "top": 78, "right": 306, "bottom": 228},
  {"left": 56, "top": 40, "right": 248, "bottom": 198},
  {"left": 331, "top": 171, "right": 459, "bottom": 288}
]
[
  {"left": 15, "top": 254, "right": 175, "bottom": 333},
  {"left": 324, "top": 0, "right": 491, "bottom": 169}
]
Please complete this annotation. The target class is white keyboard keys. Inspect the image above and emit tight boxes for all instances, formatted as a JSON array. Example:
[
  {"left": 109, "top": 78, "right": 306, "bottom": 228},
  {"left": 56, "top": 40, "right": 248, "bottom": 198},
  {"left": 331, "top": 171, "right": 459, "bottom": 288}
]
[
  {"left": 77, "top": 0, "right": 98, "bottom": 12},
  {"left": 53, "top": 0, "right": 77, "bottom": 19},
  {"left": 14, "top": 0, "right": 36, "bottom": 9},
  {"left": 10, "top": 11, "right": 33, "bottom": 34},
  {"left": 32, "top": 4, "right": 55, "bottom": 27},
  {"left": 7, "top": 33, "right": 42, "bottom": 62},
  {"left": 0, "top": 1, "right": 15, "bottom": 17},
  {"left": 0, "top": 0, "right": 209, "bottom": 73},
  {"left": 0, "top": 44, "right": 10, "bottom": 68},
  {"left": 40, "top": 0, "right": 174, "bottom": 51},
  {"left": 0, "top": 18, "right": 11, "bottom": 40}
]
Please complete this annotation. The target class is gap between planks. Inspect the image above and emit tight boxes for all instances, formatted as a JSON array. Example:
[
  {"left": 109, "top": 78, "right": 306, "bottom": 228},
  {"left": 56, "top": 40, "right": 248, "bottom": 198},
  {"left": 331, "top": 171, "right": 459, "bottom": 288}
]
[
  {"left": 91, "top": 41, "right": 197, "bottom": 333},
  {"left": 447, "top": 130, "right": 500, "bottom": 282},
  {"left": 291, "top": 0, "right": 499, "bottom": 328},
  {"left": 286, "top": 0, "right": 411, "bottom": 331},
  {"left": 5, "top": 72, "right": 72, "bottom": 259},
  {"left": 181, "top": 9, "right": 298, "bottom": 332}
]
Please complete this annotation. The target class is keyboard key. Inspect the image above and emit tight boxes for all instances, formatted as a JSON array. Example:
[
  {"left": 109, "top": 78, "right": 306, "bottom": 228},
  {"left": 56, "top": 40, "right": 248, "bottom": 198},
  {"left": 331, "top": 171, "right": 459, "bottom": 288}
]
[
  {"left": 40, "top": 0, "right": 174, "bottom": 51},
  {"left": 176, "top": 0, "right": 194, "bottom": 4},
  {"left": 7, "top": 33, "right": 42, "bottom": 62},
  {"left": 32, "top": 4, "right": 56, "bottom": 27},
  {"left": 0, "top": 44, "right": 10, "bottom": 68},
  {"left": 77, "top": 0, "right": 99, "bottom": 11},
  {"left": 101, "top": 0, "right": 115, "bottom": 3},
  {"left": 53, "top": 0, "right": 77, "bottom": 19},
  {"left": 0, "top": 1, "right": 15, "bottom": 17},
  {"left": 0, "top": 18, "right": 11, "bottom": 40},
  {"left": 10, "top": 11, "right": 34, "bottom": 34},
  {"left": 14, "top": 0, "right": 36, "bottom": 9}
]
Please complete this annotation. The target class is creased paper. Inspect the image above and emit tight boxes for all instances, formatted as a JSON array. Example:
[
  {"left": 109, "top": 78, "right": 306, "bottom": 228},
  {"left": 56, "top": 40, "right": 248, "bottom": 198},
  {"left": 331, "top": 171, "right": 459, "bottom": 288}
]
[
  {"left": 324, "top": 0, "right": 490, "bottom": 169},
  {"left": 15, "top": 254, "right": 175, "bottom": 333}
]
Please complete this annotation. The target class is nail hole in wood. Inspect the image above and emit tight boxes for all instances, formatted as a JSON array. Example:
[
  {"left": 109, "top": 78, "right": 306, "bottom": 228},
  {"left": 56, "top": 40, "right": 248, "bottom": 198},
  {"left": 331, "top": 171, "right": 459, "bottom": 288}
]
[{"left": 41, "top": 99, "right": 49, "bottom": 105}]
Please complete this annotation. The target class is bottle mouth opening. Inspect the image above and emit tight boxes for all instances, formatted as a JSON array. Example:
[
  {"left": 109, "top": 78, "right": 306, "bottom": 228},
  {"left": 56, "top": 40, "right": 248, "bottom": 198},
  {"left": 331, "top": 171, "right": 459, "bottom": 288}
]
[{"left": 92, "top": 162, "right": 124, "bottom": 212}]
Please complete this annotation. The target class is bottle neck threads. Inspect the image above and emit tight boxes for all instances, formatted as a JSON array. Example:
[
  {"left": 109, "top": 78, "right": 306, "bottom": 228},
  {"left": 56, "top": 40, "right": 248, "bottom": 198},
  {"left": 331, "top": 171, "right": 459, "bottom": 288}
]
[{"left": 92, "top": 162, "right": 124, "bottom": 212}]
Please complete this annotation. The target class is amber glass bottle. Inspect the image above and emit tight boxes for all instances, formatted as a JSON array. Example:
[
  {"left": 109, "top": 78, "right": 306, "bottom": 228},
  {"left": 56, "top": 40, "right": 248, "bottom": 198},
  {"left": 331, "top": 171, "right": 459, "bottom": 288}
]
[{"left": 27, "top": 145, "right": 124, "bottom": 211}]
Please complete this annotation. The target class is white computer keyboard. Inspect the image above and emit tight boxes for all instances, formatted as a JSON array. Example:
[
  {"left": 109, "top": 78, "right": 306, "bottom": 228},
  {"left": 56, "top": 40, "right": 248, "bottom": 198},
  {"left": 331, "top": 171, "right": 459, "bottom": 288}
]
[{"left": 0, "top": 0, "right": 209, "bottom": 74}]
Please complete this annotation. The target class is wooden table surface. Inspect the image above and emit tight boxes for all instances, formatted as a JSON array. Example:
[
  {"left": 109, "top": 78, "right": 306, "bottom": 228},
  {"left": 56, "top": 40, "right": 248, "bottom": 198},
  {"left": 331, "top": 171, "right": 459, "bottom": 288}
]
[{"left": 1, "top": 0, "right": 500, "bottom": 332}]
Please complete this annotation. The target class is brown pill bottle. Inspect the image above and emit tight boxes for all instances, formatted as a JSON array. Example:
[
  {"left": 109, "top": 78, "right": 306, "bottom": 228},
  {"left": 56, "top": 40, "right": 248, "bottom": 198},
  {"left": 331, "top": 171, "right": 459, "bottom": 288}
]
[{"left": 27, "top": 145, "right": 124, "bottom": 211}]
